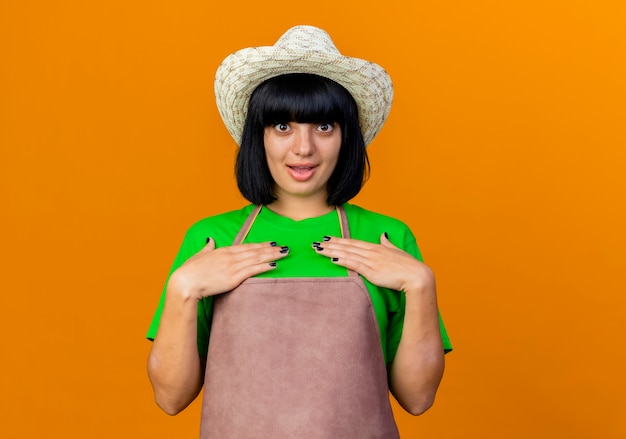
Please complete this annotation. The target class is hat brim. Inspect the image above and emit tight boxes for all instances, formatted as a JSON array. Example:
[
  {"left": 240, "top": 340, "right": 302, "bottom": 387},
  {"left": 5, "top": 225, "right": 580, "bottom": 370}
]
[{"left": 215, "top": 46, "right": 393, "bottom": 146}]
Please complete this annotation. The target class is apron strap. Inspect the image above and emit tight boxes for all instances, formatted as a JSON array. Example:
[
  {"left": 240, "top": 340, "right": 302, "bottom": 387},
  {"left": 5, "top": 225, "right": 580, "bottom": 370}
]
[
  {"left": 232, "top": 205, "right": 263, "bottom": 245},
  {"left": 337, "top": 206, "right": 359, "bottom": 278},
  {"left": 335, "top": 205, "right": 360, "bottom": 279},
  {"left": 336, "top": 204, "right": 350, "bottom": 239}
]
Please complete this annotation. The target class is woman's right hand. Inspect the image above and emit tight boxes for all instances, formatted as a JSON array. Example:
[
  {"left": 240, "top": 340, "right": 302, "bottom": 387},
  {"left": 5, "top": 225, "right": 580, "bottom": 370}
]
[{"left": 166, "top": 239, "right": 289, "bottom": 300}]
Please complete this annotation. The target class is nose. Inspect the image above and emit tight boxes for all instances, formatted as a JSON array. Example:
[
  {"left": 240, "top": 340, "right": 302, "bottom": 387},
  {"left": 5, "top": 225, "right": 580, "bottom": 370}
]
[{"left": 292, "top": 124, "right": 315, "bottom": 156}]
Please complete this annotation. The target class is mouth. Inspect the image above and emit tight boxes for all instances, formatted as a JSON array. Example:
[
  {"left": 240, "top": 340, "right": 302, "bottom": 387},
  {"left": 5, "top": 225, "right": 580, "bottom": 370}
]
[{"left": 287, "top": 164, "right": 318, "bottom": 181}]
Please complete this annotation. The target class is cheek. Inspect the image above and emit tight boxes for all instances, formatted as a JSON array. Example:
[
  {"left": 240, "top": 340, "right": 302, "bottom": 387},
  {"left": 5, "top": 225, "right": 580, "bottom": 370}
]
[
  {"left": 263, "top": 150, "right": 282, "bottom": 182},
  {"left": 263, "top": 140, "right": 276, "bottom": 165},
  {"left": 329, "top": 143, "right": 342, "bottom": 168}
]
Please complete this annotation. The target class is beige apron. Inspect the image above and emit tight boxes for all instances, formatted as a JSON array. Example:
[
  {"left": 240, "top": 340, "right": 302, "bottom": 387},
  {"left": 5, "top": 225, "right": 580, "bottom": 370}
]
[{"left": 201, "top": 206, "right": 399, "bottom": 439}]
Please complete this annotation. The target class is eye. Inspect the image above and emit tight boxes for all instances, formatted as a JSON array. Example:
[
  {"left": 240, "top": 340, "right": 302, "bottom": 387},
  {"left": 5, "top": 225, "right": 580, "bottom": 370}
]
[
  {"left": 317, "top": 123, "right": 335, "bottom": 133},
  {"left": 273, "top": 123, "right": 290, "bottom": 132}
]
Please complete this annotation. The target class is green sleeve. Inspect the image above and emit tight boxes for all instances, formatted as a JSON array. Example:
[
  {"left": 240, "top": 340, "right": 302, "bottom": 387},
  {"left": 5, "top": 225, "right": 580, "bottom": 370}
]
[
  {"left": 385, "top": 227, "right": 452, "bottom": 361},
  {"left": 145, "top": 225, "right": 213, "bottom": 356}
]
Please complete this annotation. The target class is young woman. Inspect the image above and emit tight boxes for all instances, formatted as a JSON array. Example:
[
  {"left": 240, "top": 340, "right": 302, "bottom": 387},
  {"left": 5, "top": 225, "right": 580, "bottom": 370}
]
[{"left": 147, "top": 25, "right": 452, "bottom": 438}]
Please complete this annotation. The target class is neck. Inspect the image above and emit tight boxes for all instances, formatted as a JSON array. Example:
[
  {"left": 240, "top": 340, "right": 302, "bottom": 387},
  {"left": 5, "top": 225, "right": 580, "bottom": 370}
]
[{"left": 266, "top": 194, "right": 335, "bottom": 221}]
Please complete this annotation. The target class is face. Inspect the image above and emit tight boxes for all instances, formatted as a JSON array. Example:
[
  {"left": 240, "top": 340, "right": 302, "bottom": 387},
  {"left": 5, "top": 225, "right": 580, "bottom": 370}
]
[{"left": 264, "top": 121, "right": 342, "bottom": 203}]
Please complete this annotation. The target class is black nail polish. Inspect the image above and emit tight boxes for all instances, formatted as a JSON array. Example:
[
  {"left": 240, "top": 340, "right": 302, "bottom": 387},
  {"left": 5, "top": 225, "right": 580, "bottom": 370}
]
[
  {"left": 280, "top": 246, "right": 289, "bottom": 254},
  {"left": 332, "top": 257, "right": 339, "bottom": 262},
  {"left": 315, "top": 246, "right": 323, "bottom": 251},
  {"left": 384, "top": 232, "right": 389, "bottom": 239},
  {"left": 269, "top": 262, "right": 277, "bottom": 267},
  {"left": 206, "top": 237, "right": 211, "bottom": 244},
  {"left": 323, "top": 236, "right": 331, "bottom": 241},
  {"left": 312, "top": 241, "right": 321, "bottom": 246},
  {"left": 270, "top": 241, "right": 277, "bottom": 247}
]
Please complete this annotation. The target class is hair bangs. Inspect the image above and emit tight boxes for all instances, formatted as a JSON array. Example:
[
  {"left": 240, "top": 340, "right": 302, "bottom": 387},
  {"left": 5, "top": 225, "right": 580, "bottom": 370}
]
[{"left": 257, "top": 74, "right": 350, "bottom": 127}]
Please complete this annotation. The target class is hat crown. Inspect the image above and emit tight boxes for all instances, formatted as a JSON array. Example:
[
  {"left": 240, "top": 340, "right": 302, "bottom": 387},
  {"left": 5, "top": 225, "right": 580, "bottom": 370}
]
[
  {"left": 274, "top": 25, "right": 340, "bottom": 55},
  {"left": 215, "top": 25, "right": 393, "bottom": 146}
]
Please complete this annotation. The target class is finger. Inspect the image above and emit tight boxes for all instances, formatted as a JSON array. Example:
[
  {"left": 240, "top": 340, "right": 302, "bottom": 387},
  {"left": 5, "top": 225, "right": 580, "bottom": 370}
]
[
  {"left": 380, "top": 232, "right": 398, "bottom": 249},
  {"left": 315, "top": 236, "right": 378, "bottom": 252},
  {"left": 230, "top": 247, "right": 293, "bottom": 282},
  {"left": 220, "top": 241, "right": 283, "bottom": 255},
  {"left": 230, "top": 244, "right": 290, "bottom": 272},
  {"left": 312, "top": 245, "right": 365, "bottom": 261},
  {"left": 233, "top": 259, "right": 281, "bottom": 280},
  {"left": 312, "top": 239, "right": 367, "bottom": 260},
  {"left": 312, "top": 244, "right": 377, "bottom": 273},
  {"left": 327, "top": 254, "right": 378, "bottom": 280},
  {"left": 205, "top": 237, "right": 216, "bottom": 250},
  {"left": 202, "top": 239, "right": 272, "bottom": 256}
]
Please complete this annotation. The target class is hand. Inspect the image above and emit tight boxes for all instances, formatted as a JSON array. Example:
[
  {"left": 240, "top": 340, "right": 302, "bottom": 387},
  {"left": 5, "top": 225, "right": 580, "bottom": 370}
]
[
  {"left": 167, "top": 239, "right": 290, "bottom": 300},
  {"left": 313, "top": 234, "right": 435, "bottom": 294}
]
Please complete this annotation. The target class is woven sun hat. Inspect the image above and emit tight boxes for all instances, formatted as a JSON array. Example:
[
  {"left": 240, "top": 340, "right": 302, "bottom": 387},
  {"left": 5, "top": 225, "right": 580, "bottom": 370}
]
[{"left": 214, "top": 25, "right": 393, "bottom": 146}]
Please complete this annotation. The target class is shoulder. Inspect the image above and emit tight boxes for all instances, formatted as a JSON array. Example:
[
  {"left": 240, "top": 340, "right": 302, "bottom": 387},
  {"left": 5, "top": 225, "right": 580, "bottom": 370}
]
[
  {"left": 344, "top": 204, "right": 414, "bottom": 239},
  {"left": 183, "top": 204, "right": 256, "bottom": 249},
  {"left": 344, "top": 204, "right": 422, "bottom": 260},
  {"left": 344, "top": 204, "right": 410, "bottom": 228}
]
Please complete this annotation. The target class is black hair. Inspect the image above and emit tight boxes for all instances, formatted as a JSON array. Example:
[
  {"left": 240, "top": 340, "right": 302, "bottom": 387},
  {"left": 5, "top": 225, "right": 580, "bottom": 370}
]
[{"left": 236, "top": 73, "right": 369, "bottom": 206}]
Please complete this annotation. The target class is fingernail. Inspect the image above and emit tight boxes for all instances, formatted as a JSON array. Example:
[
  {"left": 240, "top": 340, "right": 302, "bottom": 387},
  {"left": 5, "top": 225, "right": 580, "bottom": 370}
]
[
  {"left": 312, "top": 241, "right": 321, "bottom": 246},
  {"left": 269, "top": 262, "right": 277, "bottom": 267},
  {"left": 384, "top": 232, "right": 389, "bottom": 239},
  {"left": 323, "top": 236, "right": 331, "bottom": 242},
  {"left": 206, "top": 237, "right": 211, "bottom": 244},
  {"left": 280, "top": 246, "right": 289, "bottom": 254},
  {"left": 315, "top": 246, "right": 323, "bottom": 251},
  {"left": 270, "top": 241, "right": 277, "bottom": 247},
  {"left": 332, "top": 257, "right": 339, "bottom": 262}
]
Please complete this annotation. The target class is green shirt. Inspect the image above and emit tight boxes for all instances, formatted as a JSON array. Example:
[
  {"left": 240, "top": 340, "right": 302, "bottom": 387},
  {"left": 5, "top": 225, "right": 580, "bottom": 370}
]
[{"left": 147, "top": 203, "right": 452, "bottom": 363}]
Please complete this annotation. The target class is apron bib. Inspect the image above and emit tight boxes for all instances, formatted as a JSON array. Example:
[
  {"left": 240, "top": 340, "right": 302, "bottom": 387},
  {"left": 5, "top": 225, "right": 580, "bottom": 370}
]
[{"left": 201, "top": 206, "right": 399, "bottom": 439}]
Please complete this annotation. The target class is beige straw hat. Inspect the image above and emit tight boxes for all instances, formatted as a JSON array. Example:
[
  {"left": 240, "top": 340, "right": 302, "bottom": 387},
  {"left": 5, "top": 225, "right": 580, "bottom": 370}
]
[{"left": 214, "top": 25, "right": 393, "bottom": 146}]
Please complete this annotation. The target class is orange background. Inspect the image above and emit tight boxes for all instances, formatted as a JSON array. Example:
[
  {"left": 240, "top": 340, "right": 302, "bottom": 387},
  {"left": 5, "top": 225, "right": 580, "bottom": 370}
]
[{"left": 1, "top": 1, "right": 625, "bottom": 438}]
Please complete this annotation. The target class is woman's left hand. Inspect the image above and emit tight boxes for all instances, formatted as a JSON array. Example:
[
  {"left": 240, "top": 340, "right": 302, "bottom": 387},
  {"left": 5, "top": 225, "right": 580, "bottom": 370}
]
[{"left": 313, "top": 234, "right": 435, "bottom": 294}]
